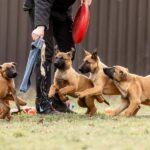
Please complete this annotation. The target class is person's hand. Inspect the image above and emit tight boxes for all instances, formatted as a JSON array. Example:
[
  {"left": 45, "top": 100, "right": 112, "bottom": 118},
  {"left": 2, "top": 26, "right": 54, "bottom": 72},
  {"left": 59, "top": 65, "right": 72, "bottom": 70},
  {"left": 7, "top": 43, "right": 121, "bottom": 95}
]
[
  {"left": 81, "top": 0, "right": 92, "bottom": 6},
  {"left": 32, "top": 26, "right": 45, "bottom": 41}
]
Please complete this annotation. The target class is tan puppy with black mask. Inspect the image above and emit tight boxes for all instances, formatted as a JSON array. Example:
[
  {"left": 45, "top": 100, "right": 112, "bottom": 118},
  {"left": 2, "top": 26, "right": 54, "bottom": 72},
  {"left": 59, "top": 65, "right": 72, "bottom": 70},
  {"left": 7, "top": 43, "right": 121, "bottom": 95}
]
[
  {"left": 48, "top": 49, "right": 109, "bottom": 116},
  {"left": 76, "top": 49, "right": 120, "bottom": 98},
  {"left": 103, "top": 66, "right": 150, "bottom": 117}
]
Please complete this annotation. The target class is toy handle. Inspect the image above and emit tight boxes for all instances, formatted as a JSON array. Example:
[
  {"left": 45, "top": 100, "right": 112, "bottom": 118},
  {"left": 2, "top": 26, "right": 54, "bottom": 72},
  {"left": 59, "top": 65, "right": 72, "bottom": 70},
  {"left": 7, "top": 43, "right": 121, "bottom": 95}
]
[{"left": 82, "top": 0, "right": 92, "bottom": 5}]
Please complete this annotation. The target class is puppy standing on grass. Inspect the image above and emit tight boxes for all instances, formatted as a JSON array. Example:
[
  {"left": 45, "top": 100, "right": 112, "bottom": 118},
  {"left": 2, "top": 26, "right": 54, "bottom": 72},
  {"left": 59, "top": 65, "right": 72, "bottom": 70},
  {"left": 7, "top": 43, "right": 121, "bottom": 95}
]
[
  {"left": 103, "top": 66, "right": 150, "bottom": 117},
  {"left": 48, "top": 49, "right": 108, "bottom": 116},
  {"left": 0, "top": 62, "right": 27, "bottom": 119}
]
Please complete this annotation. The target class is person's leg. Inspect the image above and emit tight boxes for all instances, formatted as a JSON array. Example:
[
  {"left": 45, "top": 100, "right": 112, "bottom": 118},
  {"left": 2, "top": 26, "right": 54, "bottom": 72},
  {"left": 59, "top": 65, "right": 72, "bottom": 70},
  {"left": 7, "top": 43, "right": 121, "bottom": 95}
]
[
  {"left": 53, "top": 17, "right": 75, "bottom": 57},
  {"left": 34, "top": 18, "right": 60, "bottom": 114},
  {"left": 28, "top": 11, "right": 58, "bottom": 114}
]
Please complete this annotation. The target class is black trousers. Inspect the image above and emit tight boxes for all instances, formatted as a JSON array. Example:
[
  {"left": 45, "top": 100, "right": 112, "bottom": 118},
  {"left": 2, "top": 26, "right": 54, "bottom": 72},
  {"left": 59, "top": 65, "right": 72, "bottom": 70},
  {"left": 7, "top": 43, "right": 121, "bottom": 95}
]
[{"left": 29, "top": 12, "right": 75, "bottom": 112}]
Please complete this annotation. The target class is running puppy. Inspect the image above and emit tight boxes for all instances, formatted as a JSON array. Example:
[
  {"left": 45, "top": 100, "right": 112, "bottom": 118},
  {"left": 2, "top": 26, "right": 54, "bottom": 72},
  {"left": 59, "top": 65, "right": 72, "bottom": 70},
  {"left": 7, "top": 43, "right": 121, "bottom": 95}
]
[
  {"left": 103, "top": 66, "right": 150, "bottom": 117},
  {"left": 76, "top": 49, "right": 120, "bottom": 98}
]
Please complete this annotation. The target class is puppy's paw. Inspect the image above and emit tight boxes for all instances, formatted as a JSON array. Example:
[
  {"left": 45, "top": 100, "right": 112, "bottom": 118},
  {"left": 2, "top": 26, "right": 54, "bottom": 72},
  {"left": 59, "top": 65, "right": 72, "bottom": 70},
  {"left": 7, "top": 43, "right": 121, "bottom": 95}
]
[
  {"left": 48, "top": 93, "right": 54, "bottom": 98},
  {"left": 58, "top": 93, "right": 69, "bottom": 102},
  {"left": 122, "top": 111, "right": 132, "bottom": 117},
  {"left": 75, "top": 92, "right": 85, "bottom": 98},
  {"left": 75, "top": 92, "right": 80, "bottom": 96},
  {"left": 7, "top": 115, "right": 12, "bottom": 121},
  {"left": 17, "top": 97, "right": 27, "bottom": 106},
  {"left": 48, "top": 89, "right": 59, "bottom": 98},
  {"left": 105, "top": 108, "right": 116, "bottom": 116}
]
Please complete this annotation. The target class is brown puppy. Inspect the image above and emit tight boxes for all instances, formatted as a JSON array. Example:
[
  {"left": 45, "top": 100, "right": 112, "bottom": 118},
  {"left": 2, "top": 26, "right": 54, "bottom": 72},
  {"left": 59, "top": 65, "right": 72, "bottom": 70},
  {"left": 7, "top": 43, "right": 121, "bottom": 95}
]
[
  {"left": 103, "top": 65, "right": 150, "bottom": 117},
  {"left": 48, "top": 49, "right": 108, "bottom": 116},
  {"left": 0, "top": 62, "right": 24, "bottom": 114},
  {"left": 76, "top": 49, "right": 120, "bottom": 98}
]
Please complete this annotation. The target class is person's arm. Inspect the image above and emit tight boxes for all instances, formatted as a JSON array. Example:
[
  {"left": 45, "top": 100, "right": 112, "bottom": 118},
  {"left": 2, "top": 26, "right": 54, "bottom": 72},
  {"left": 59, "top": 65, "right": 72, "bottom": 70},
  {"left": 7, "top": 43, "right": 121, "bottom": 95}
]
[
  {"left": 32, "top": 0, "right": 55, "bottom": 40},
  {"left": 34, "top": 0, "right": 54, "bottom": 29}
]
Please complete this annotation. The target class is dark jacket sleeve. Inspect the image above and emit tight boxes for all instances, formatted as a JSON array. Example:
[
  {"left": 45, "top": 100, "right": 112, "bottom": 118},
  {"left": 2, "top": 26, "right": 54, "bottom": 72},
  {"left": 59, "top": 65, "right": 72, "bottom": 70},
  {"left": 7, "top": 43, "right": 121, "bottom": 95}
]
[
  {"left": 23, "top": 0, "right": 34, "bottom": 11},
  {"left": 34, "top": 0, "right": 55, "bottom": 29}
]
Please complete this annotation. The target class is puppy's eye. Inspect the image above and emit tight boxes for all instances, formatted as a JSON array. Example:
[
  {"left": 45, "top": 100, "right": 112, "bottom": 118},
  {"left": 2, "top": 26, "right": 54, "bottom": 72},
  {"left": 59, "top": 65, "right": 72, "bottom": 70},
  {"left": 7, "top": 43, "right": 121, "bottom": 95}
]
[
  {"left": 4, "top": 68, "right": 9, "bottom": 72},
  {"left": 85, "top": 60, "right": 90, "bottom": 64},
  {"left": 120, "top": 71, "right": 123, "bottom": 74}
]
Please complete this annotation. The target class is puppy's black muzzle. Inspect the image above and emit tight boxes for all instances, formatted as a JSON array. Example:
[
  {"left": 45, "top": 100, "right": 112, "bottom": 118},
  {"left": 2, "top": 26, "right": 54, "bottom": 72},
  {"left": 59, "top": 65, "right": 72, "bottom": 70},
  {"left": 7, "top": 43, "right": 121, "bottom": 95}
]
[
  {"left": 78, "top": 64, "right": 91, "bottom": 74},
  {"left": 5, "top": 69, "right": 18, "bottom": 78},
  {"left": 54, "top": 58, "right": 65, "bottom": 69},
  {"left": 103, "top": 67, "right": 114, "bottom": 79}
]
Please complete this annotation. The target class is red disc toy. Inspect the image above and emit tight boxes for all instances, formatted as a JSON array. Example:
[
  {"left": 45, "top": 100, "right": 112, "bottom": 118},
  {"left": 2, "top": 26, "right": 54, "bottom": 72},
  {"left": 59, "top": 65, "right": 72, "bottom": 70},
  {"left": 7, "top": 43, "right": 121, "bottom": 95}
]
[{"left": 72, "top": 2, "right": 90, "bottom": 44}]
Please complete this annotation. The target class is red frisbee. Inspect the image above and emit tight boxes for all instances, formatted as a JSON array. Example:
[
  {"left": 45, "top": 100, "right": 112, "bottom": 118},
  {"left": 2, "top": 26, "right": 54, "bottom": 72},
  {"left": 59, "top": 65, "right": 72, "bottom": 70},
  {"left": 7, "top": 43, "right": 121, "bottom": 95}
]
[{"left": 72, "top": 2, "right": 90, "bottom": 44}]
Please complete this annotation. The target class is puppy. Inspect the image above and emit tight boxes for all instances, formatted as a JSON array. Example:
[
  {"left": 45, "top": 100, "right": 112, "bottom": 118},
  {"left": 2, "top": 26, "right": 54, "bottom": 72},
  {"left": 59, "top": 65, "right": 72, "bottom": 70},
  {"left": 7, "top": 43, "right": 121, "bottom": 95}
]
[
  {"left": 76, "top": 49, "right": 120, "bottom": 99},
  {"left": 48, "top": 49, "right": 108, "bottom": 116},
  {"left": 0, "top": 62, "right": 25, "bottom": 115},
  {"left": 103, "top": 66, "right": 150, "bottom": 117}
]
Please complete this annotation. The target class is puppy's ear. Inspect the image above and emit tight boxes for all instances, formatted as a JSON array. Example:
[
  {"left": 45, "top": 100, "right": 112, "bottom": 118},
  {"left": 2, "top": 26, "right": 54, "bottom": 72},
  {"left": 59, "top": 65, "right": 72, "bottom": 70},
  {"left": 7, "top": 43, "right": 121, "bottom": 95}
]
[
  {"left": 126, "top": 68, "right": 129, "bottom": 72},
  {"left": 67, "top": 49, "right": 75, "bottom": 59},
  {"left": 70, "top": 48, "right": 76, "bottom": 59},
  {"left": 91, "top": 48, "right": 98, "bottom": 60},
  {"left": 83, "top": 49, "right": 90, "bottom": 57},
  {"left": 0, "top": 65, "right": 2, "bottom": 70},
  {"left": 12, "top": 62, "right": 16, "bottom": 66},
  {"left": 71, "top": 47, "right": 76, "bottom": 53},
  {"left": 55, "top": 49, "right": 60, "bottom": 55}
]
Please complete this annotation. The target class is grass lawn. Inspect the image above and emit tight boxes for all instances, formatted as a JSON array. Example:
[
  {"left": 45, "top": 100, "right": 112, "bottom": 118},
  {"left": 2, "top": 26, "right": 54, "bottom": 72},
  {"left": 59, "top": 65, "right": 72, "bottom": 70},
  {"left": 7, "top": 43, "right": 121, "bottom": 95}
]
[{"left": 0, "top": 96, "right": 150, "bottom": 150}]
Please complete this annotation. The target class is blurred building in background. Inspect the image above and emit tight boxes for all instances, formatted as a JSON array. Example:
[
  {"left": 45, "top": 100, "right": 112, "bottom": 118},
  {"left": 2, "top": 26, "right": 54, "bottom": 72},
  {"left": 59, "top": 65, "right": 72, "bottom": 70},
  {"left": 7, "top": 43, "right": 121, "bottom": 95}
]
[{"left": 0, "top": 0, "right": 150, "bottom": 87}]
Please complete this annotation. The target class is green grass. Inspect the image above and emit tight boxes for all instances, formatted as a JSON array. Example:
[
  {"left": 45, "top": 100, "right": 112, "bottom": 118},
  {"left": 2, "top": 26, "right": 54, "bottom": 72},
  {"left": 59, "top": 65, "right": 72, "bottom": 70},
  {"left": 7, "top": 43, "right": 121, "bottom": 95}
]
[{"left": 0, "top": 96, "right": 150, "bottom": 150}]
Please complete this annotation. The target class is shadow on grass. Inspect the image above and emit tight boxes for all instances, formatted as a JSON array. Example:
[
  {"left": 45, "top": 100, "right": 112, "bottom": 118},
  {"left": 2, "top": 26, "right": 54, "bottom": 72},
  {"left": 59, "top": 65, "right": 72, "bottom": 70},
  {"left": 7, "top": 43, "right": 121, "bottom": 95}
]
[
  {"left": 133, "top": 114, "right": 150, "bottom": 119},
  {"left": 5, "top": 111, "right": 128, "bottom": 125}
]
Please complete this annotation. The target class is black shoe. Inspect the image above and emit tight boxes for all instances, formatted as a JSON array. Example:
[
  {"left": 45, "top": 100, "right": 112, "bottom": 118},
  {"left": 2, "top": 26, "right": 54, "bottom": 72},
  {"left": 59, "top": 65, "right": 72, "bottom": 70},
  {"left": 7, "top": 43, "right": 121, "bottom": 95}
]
[
  {"left": 50, "top": 93, "right": 76, "bottom": 113},
  {"left": 35, "top": 98, "right": 61, "bottom": 114}
]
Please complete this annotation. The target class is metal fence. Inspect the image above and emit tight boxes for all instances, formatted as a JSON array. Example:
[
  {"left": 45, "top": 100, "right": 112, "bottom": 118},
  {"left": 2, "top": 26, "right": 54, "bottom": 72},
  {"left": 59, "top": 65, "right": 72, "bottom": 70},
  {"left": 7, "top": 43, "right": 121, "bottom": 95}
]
[{"left": 0, "top": 0, "right": 150, "bottom": 87}]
